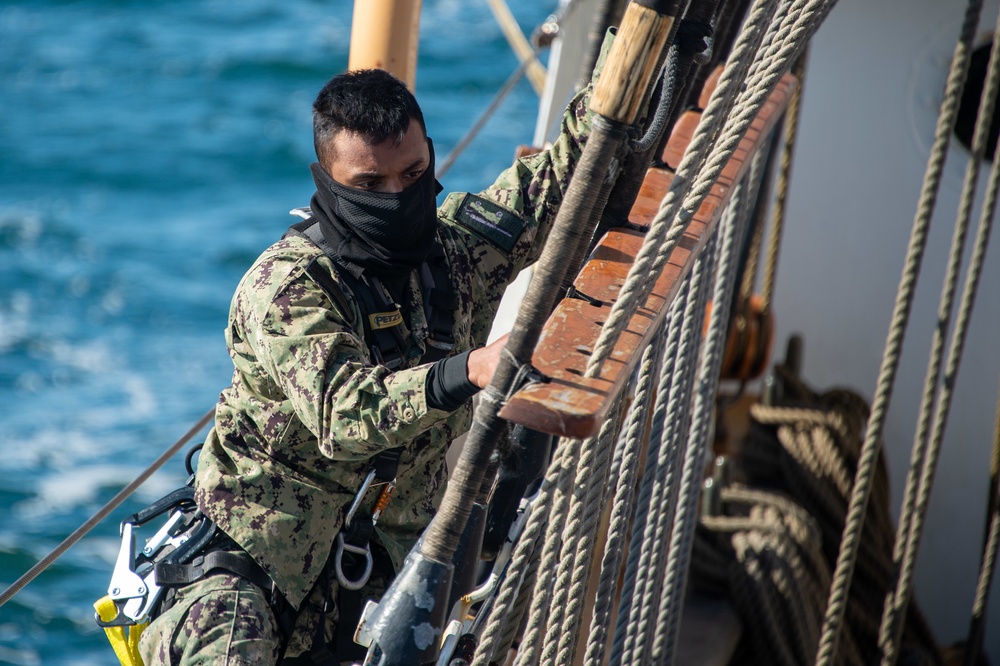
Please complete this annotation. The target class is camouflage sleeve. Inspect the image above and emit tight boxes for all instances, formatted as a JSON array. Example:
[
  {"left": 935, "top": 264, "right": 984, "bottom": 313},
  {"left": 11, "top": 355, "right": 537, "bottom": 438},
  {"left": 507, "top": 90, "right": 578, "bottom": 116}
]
[
  {"left": 436, "top": 29, "right": 614, "bottom": 342},
  {"left": 234, "top": 241, "right": 450, "bottom": 461}
]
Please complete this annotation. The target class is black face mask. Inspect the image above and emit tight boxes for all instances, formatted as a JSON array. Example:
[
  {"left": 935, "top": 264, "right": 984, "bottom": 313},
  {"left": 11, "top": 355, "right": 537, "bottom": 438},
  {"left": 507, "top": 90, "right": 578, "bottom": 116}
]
[{"left": 308, "top": 139, "right": 443, "bottom": 277}]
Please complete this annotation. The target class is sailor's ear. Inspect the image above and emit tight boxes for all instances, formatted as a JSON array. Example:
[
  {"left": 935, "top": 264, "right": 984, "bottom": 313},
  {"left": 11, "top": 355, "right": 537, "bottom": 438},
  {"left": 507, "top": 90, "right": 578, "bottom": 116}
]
[{"left": 591, "top": 27, "right": 617, "bottom": 84}]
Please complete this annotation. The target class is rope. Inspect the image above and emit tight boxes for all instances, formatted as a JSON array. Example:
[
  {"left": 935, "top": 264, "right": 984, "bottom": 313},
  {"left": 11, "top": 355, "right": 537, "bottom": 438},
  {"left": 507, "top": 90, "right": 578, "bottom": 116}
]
[
  {"left": 436, "top": 57, "right": 533, "bottom": 180},
  {"left": 696, "top": 382, "right": 940, "bottom": 665},
  {"left": 437, "top": 0, "right": 582, "bottom": 179},
  {"left": 583, "top": 336, "right": 666, "bottom": 666},
  {"left": 585, "top": 0, "right": 836, "bottom": 381},
  {"left": 813, "top": 1, "right": 986, "bottom": 662},
  {"left": 544, "top": 404, "right": 625, "bottom": 666},
  {"left": 655, "top": 157, "right": 753, "bottom": 665},
  {"left": 879, "top": 8, "right": 1000, "bottom": 660},
  {"left": 0, "top": 407, "right": 214, "bottom": 610},
  {"left": 584, "top": 0, "right": 778, "bottom": 378},
  {"left": 761, "top": 49, "right": 808, "bottom": 314},
  {"left": 611, "top": 238, "right": 714, "bottom": 665},
  {"left": 471, "top": 498, "right": 546, "bottom": 666},
  {"left": 965, "top": 378, "right": 1000, "bottom": 666},
  {"left": 513, "top": 436, "right": 583, "bottom": 666},
  {"left": 879, "top": 15, "right": 1000, "bottom": 658},
  {"left": 486, "top": 0, "right": 548, "bottom": 95},
  {"left": 606, "top": 274, "right": 690, "bottom": 665}
]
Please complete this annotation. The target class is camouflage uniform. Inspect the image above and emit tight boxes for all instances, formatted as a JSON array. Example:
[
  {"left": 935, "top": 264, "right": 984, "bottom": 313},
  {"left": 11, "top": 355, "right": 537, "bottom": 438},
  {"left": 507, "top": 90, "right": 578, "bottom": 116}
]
[{"left": 140, "top": 41, "right": 609, "bottom": 665}]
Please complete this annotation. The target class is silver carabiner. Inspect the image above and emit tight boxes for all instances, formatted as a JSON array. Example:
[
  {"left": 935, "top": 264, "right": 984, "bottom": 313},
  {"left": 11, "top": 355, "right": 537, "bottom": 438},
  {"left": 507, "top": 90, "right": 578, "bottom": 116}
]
[
  {"left": 334, "top": 532, "right": 374, "bottom": 591},
  {"left": 345, "top": 469, "right": 378, "bottom": 526}
]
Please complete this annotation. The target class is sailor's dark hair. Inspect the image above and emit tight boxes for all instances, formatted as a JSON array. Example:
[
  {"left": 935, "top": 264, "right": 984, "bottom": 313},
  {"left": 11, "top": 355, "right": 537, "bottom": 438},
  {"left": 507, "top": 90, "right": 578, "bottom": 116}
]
[{"left": 312, "top": 69, "right": 426, "bottom": 165}]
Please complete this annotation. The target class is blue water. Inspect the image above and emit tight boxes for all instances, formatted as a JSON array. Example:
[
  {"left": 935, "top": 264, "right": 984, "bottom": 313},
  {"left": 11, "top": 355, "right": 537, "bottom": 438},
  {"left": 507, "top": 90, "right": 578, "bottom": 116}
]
[{"left": 0, "top": 1, "right": 555, "bottom": 662}]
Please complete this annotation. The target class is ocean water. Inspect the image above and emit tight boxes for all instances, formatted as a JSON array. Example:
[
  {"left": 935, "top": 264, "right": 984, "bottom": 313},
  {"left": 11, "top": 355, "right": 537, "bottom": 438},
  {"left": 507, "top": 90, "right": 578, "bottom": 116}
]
[{"left": 0, "top": 1, "right": 555, "bottom": 662}]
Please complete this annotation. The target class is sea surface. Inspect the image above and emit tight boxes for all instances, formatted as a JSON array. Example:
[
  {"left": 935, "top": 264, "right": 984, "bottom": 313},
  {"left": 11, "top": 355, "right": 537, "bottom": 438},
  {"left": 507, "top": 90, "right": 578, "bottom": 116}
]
[{"left": 0, "top": 1, "right": 557, "bottom": 662}]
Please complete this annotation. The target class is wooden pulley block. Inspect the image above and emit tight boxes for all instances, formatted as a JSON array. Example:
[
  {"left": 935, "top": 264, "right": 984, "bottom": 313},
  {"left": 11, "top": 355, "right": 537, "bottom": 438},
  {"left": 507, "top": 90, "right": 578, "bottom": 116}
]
[{"left": 710, "top": 295, "right": 774, "bottom": 382}]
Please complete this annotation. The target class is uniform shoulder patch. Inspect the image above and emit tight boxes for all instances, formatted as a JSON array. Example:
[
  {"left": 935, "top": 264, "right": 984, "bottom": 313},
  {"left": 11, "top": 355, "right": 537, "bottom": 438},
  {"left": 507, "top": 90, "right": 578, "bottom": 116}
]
[{"left": 454, "top": 194, "right": 525, "bottom": 254}]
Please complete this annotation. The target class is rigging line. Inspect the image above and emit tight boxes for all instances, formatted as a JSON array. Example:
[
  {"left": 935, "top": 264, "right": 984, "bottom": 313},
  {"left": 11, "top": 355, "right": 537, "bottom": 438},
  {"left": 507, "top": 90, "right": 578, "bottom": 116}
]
[
  {"left": 582, "top": 0, "right": 782, "bottom": 379},
  {"left": 471, "top": 441, "right": 566, "bottom": 666},
  {"left": 486, "top": 0, "right": 548, "bottom": 95},
  {"left": 436, "top": 56, "right": 532, "bottom": 180},
  {"left": 583, "top": 332, "right": 667, "bottom": 666},
  {"left": 513, "top": 436, "right": 585, "bottom": 666},
  {"left": 965, "top": 376, "right": 1000, "bottom": 666},
  {"left": 437, "top": 0, "right": 583, "bottom": 180},
  {"left": 0, "top": 407, "right": 215, "bottom": 610},
  {"left": 657, "top": 167, "right": 751, "bottom": 666},
  {"left": 761, "top": 47, "right": 808, "bottom": 314},
  {"left": 879, "top": 6, "right": 1000, "bottom": 662},
  {"left": 613, "top": 237, "right": 714, "bottom": 665},
  {"left": 639, "top": 232, "right": 718, "bottom": 663},
  {"left": 546, "top": 403, "right": 626, "bottom": 666},
  {"left": 813, "top": 0, "right": 987, "bottom": 663}
]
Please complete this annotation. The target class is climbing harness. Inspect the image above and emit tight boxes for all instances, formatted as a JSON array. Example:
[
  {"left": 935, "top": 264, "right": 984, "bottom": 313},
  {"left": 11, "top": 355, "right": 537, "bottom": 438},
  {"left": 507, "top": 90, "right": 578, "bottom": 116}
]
[
  {"left": 286, "top": 211, "right": 459, "bottom": 593},
  {"left": 287, "top": 211, "right": 458, "bottom": 369},
  {"left": 333, "top": 449, "right": 402, "bottom": 591}
]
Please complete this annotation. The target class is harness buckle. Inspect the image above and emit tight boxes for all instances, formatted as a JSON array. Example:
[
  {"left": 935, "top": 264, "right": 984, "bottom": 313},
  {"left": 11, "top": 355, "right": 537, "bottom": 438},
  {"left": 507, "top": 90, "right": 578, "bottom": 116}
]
[
  {"left": 95, "top": 485, "right": 211, "bottom": 628},
  {"left": 334, "top": 532, "right": 375, "bottom": 591}
]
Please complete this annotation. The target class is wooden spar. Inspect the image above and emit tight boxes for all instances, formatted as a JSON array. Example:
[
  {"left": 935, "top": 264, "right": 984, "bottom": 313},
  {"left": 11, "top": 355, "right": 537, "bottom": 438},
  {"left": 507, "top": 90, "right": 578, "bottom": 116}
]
[
  {"left": 348, "top": 0, "right": 422, "bottom": 89},
  {"left": 590, "top": 2, "right": 676, "bottom": 124},
  {"left": 498, "top": 71, "right": 797, "bottom": 439}
]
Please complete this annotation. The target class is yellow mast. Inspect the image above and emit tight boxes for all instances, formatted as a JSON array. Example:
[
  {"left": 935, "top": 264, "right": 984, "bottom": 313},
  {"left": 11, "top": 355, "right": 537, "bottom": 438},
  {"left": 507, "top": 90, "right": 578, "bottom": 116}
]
[{"left": 348, "top": 0, "right": 422, "bottom": 89}]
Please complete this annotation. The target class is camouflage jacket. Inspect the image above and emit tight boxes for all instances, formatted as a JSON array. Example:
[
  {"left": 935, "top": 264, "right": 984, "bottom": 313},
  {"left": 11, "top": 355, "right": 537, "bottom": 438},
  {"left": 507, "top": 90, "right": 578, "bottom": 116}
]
[{"left": 194, "top": 65, "right": 603, "bottom": 610}]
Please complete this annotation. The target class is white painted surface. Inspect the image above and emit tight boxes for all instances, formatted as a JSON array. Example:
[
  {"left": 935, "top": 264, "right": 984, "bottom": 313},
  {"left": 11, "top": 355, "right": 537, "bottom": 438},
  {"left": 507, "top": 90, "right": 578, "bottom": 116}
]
[{"left": 775, "top": 0, "right": 1000, "bottom": 657}]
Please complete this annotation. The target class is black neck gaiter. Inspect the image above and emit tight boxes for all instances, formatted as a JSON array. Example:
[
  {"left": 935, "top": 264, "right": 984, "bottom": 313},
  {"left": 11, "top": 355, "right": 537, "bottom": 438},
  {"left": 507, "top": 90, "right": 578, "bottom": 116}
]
[{"left": 308, "top": 140, "right": 442, "bottom": 278}]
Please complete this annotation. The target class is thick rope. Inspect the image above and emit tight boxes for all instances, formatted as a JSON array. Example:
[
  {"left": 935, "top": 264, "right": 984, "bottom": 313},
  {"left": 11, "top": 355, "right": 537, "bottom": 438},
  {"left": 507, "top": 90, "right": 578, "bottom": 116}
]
[
  {"left": 696, "top": 487, "right": 830, "bottom": 666},
  {"left": 630, "top": 244, "right": 716, "bottom": 663},
  {"left": 879, "top": 9, "right": 1000, "bottom": 662},
  {"left": 655, "top": 159, "right": 753, "bottom": 665},
  {"left": 0, "top": 407, "right": 214, "bottom": 610},
  {"left": 610, "top": 240, "right": 714, "bottom": 665},
  {"left": 880, "top": 49, "right": 1000, "bottom": 666},
  {"left": 470, "top": 503, "right": 545, "bottom": 666},
  {"left": 513, "top": 435, "right": 583, "bottom": 666},
  {"left": 545, "top": 403, "right": 626, "bottom": 666},
  {"left": 584, "top": 0, "right": 780, "bottom": 379},
  {"left": 632, "top": 237, "right": 718, "bottom": 665},
  {"left": 965, "top": 379, "right": 1000, "bottom": 666},
  {"left": 472, "top": 463, "right": 561, "bottom": 666},
  {"left": 606, "top": 276, "right": 691, "bottom": 664},
  {"left": 696, "top": 383, "right": 940, "bottom": 665},
  {"left": 761, "top": 49, "right": 808, "bottom": 314},
  {"left": 813, "top": 1, "right": 986, "bottom": 662},
  {"left": 583, "top": 336, "right": 667, "bottom": 666},
  {"left": 473, "top": 433, "right": 577, "bottom": 666},
  {"left": 585, "top": 0, "right": 836, "bottom": 381}
]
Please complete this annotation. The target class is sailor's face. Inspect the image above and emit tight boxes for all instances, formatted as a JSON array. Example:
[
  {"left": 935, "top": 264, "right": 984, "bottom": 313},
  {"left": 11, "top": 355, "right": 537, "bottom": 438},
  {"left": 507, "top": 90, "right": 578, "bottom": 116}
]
[{"left": 325, "top": 119, "right": 430, "bottom": 194}]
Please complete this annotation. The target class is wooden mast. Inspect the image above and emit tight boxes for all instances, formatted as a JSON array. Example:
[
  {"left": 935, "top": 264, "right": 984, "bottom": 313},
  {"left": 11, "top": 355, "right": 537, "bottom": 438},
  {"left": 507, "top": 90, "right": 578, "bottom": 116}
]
[{"left": 348, "top": 0, "right": 422, "bottom": 89}]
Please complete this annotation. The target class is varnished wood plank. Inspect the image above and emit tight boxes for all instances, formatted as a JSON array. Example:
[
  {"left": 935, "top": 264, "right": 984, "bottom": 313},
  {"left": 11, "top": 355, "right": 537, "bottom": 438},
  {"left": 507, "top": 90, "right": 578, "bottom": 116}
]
[{"left": 498, "top": 73, "right": 797, "bottom": 438}]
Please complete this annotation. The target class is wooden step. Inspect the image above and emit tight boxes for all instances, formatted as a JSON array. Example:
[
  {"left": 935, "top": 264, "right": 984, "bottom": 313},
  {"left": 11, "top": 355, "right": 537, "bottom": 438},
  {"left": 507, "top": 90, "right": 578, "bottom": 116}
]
[{"left": 498, "top": 73, "right": 796, "bottom": 439}]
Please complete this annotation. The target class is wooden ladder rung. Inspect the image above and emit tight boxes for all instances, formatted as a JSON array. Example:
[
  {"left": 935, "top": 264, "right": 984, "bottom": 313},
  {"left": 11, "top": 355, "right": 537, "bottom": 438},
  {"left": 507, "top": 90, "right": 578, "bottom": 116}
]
[{"left": 498, "top": 73, "right": 797, "bottom": 439}]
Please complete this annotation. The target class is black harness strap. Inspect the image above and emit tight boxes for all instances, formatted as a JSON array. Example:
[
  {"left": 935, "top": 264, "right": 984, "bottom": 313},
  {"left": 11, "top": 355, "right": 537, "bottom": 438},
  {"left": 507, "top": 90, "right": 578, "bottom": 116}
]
[{"left": 154, "top": 549, "right": 272, "bottom": 591}]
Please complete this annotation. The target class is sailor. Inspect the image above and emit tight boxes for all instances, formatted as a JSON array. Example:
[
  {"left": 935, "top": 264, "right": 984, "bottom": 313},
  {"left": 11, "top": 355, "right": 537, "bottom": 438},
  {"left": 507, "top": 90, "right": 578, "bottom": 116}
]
[{"left": 138, "top": 52, "right": 606, "bottom": 665}]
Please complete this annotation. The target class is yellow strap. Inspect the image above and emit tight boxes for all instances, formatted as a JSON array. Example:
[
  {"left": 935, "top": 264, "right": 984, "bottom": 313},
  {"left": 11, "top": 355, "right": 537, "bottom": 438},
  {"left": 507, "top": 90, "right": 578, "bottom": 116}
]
[{"left": 93, "top": 596, "right": 147, "bottom": 666}]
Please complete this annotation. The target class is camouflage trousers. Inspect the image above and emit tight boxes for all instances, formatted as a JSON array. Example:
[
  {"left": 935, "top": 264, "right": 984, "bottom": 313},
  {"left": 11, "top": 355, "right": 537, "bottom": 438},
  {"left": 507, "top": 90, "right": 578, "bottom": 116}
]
[{"left": 138, "top": 569, "right": 387, "bottom": 666}]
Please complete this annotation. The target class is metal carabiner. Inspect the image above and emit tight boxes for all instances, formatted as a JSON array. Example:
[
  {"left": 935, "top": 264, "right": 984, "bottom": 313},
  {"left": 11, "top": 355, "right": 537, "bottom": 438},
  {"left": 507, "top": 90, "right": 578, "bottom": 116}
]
[
  {"left": 345, "top": 469, "right": 378, "bottom": 526},
  {"left": 334, "top": 532, "right": 374, "bottom": 591}
]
